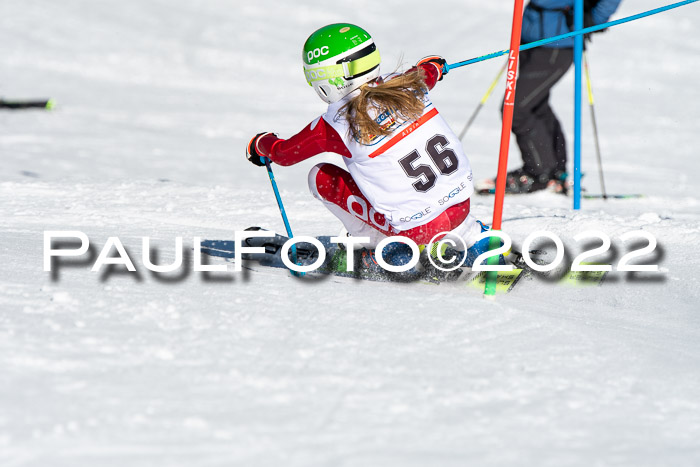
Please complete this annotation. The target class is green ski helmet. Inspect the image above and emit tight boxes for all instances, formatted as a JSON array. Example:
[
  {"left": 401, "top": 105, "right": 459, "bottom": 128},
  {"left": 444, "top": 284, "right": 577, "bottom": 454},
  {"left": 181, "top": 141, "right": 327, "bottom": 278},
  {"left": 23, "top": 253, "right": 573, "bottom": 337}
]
[{"left": 303, "top": 23, "right": 381, "bottom": 104}]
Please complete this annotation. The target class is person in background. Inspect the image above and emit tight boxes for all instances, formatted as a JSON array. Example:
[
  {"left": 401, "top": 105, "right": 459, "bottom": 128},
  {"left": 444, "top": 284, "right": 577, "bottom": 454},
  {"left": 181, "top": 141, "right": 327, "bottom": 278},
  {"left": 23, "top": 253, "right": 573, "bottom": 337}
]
[{"left": 485, "top": 0, "right": 622, "bottom": 194}]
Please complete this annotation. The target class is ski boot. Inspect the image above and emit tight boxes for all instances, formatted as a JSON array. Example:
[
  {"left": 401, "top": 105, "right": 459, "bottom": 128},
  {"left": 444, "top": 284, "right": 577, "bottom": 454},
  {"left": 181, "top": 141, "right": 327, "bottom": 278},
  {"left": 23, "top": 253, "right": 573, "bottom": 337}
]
[
  {"left": 476, "top": 168, "right": 551, "bottom": 194},
  {"left": 420, "top": 221, "right": 507, "bottom": 282},
  {"left": 546, "top": 170, "right": 571, "bottom": 195},
  {"left": 327, "top": 235, "right": 421, "bottom": 281},
  {"left": 356, "top": 241, "right": 421, "bottom": 281},
  {"left": 503, "top": 168, "right": 551, "bottom": 194}
]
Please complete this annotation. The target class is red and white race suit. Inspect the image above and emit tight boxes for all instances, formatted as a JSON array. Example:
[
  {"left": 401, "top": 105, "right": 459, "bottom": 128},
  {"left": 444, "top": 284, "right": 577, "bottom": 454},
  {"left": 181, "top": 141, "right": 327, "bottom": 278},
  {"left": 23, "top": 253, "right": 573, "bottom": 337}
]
[{"left": 255, "top": 63, "right": 480, "bottom": 246}]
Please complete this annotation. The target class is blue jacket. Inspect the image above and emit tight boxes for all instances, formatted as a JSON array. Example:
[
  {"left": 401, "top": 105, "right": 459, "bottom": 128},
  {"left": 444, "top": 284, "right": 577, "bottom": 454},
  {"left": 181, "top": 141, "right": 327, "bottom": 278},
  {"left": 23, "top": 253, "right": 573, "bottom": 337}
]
[{"left": 521, "top": 0, "right": 623, "bottom": 48}]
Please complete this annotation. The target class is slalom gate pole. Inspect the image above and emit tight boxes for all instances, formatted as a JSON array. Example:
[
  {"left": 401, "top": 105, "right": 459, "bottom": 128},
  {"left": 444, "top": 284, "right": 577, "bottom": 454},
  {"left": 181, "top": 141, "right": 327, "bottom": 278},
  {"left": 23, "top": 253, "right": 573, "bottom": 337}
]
[
  {"left": 584, "top": 52, "right": 608, "bottom": 200},
  {"left": 263, "top": 158, "right": 303, "bottom": 276},
  {"left": 443, "top": 0, "right": 699, "bottom": 73},
  {"left": 574, "top": 0, "right": 584, "bottom": 210},
  {"left": 484, "top": 0, "right": 524, "bottom": 298},
  {"left": 458, "top": 62, "right": 508, "bottom": 141}
]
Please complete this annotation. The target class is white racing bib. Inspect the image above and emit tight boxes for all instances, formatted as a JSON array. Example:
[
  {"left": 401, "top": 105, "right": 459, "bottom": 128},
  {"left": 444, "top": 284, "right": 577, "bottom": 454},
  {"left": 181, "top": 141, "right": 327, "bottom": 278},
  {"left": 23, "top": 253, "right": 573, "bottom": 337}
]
[{"left": 323, "top": 80, "right": 474, "bottom": 232}]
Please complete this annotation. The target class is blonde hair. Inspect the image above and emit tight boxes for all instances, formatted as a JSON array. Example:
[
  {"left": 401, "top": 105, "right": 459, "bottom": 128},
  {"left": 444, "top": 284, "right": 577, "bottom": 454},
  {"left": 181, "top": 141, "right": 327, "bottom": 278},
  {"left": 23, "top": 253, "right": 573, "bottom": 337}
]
[{"left": 340, "top": 68, "right": 428, "bottom": 145}]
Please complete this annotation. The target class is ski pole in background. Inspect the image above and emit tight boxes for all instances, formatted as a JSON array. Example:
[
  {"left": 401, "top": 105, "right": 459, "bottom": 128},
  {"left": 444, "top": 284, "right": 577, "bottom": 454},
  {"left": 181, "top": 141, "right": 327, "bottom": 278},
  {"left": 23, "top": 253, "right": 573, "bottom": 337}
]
[
  {"left": 584, "top": 52, "right": 608, "bottom": 200},
  {"left": 0, "top": 98, "right": 55, "bottom": 110},
  {"left": 458, "top": 62, "right": 507, "bottom": 141},
  {"left": 263, "top": 158, "right": 304, "bottom": 276}
]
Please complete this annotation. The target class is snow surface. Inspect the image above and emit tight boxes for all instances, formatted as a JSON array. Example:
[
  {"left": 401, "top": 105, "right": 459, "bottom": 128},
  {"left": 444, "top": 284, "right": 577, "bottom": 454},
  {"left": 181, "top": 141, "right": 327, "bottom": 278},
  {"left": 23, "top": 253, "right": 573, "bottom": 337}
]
[{"left": 1, "top": 0, "right": 700, "bottom": 465}]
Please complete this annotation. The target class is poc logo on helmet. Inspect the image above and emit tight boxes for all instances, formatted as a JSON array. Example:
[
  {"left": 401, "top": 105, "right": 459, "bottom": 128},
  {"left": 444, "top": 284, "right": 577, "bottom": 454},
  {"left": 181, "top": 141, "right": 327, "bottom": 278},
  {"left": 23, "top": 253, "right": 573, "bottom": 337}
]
[
  {"left": 307, "top": 46, "right": 329, "bottom": 62},
  {"left": 305, "top": 69, "right": 326, "bottom": 81}
]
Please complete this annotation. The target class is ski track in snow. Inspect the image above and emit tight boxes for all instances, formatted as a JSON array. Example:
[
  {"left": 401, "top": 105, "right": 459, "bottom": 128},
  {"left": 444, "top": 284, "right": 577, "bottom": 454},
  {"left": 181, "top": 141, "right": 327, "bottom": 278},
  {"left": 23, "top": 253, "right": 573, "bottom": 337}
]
[{"left": 1, "top": 1, "right": 700, "bottom": 466}]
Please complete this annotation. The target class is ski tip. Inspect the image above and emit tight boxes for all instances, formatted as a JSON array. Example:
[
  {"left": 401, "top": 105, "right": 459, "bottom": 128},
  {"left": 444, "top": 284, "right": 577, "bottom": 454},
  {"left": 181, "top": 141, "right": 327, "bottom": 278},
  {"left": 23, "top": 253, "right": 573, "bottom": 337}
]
[
  {"left": 582, "top": 194, "right": 644, "bottom": 199},
  {"left": 45, "top": 99, "right": 56, "bottom": 110}
]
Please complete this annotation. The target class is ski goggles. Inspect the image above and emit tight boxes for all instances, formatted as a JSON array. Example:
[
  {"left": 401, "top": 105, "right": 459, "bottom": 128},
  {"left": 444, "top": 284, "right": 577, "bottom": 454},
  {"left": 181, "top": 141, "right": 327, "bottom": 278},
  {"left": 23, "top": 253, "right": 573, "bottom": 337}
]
[{"left": 304, "top": 45, "right": 380, "bottom": 85}]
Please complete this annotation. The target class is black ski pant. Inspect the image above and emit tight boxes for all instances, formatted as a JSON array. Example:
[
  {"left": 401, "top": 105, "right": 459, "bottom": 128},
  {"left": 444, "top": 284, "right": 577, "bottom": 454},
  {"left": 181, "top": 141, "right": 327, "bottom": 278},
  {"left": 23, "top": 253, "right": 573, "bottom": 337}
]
[{"left": 503, "top": 47, "right": 574, "bottom": 178}]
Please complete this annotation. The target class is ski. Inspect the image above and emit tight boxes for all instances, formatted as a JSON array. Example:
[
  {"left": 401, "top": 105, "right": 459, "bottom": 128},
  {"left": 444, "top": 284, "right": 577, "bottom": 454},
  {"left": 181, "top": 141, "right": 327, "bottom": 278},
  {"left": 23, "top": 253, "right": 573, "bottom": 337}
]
[
  {"left": 0, "top": 98, "right": 55, "bottom": 110},
  {"left": 473, "top": 183, "right": 570, "bottom": 196},
  {"left": 200, "top": 229, "right": 427, "bottom": 284},
  {"left": 508, "top": 249, "right": 609, "bottom": 288},
  {"left": 200, "top": 227, "right": 606, "bottom": 292},
  {"left": 200, "top": 227, "right": 524, "bottom": 291},
  {"left": 582, "top": 193, "right": 643, "bottom": 199},
  {"left": 476, "top": 187, "right": 641, "bottom": 200}
]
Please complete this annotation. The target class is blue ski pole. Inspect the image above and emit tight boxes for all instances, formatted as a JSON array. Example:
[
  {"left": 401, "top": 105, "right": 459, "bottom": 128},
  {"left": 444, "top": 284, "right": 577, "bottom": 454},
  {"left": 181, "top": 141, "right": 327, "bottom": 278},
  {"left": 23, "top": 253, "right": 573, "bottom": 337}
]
[
  {"left": 574, "top": 0, "right": 584, "bottom": 210},
  {"left": 443, "top": 0, "right": 699, "bottom": 73},
  {"left": 262, "top": 157, "right": 304, "bottom": 276}
]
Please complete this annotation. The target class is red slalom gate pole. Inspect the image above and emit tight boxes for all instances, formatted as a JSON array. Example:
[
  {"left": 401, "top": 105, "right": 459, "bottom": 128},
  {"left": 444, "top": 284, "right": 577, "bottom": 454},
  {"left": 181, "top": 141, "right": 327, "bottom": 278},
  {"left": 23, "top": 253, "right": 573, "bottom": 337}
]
[{"left": 484, "top": 0, "right": 525, "bottom": 297}]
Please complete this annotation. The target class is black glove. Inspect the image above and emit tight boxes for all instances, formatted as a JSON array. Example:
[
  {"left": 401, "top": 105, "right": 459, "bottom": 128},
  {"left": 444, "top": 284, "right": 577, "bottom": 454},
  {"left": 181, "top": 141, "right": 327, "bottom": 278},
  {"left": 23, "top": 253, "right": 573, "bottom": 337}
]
[
  {"left": 246, "top": 132, "right": 273, "bottom": 167},
  {"left": 417, "top": 55, "right": 447, "bottom": 81}
]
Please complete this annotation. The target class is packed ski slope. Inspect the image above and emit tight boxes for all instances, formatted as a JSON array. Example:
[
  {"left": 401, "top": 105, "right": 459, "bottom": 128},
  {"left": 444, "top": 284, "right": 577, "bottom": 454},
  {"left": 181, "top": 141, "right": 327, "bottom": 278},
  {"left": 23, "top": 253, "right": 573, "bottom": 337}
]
[{"left": 1, "top": 1, "right": 699, "bottom": 465}]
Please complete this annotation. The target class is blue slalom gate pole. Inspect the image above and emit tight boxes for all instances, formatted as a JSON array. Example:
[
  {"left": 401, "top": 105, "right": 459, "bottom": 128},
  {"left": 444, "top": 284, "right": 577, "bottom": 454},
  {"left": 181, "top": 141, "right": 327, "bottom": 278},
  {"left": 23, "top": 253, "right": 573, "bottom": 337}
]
[
  {"left": 574, "top": 0, "right": 584, "bottom": 210},
  {"left": 263, "top": 157, "right": 303, "bottom": 276},
  {"left": 444, "top": 0, "right": 700, "bottom": 72}
]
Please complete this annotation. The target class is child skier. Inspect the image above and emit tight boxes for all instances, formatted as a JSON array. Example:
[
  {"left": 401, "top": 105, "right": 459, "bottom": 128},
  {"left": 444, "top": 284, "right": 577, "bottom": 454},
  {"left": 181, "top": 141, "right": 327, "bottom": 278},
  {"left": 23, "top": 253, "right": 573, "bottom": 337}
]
[{"left": 245, "top": 23, "right": 492, "bottom": 275}]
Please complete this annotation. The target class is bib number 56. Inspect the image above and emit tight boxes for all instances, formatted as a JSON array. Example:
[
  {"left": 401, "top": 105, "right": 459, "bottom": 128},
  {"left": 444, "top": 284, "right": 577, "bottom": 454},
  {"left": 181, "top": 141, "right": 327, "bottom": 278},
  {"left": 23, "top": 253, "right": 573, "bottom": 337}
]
[{"left": 398, "top": 134, "right": 458, "bottom": 193}]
